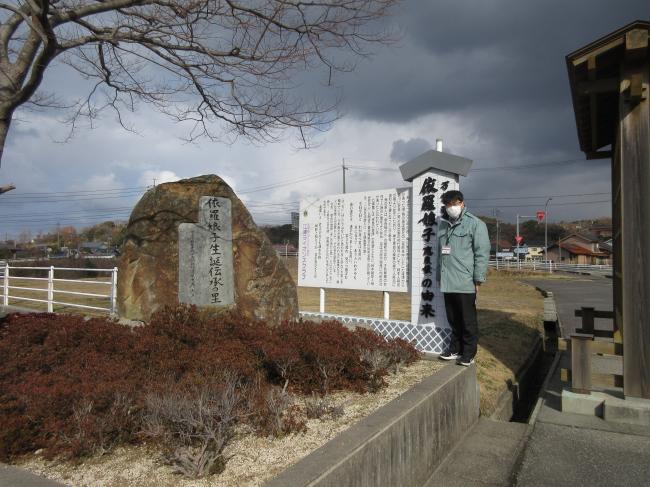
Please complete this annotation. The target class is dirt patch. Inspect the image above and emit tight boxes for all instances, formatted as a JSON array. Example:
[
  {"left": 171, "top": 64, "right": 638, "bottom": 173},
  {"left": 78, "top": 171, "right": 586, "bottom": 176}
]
[{"left": 18, "top": 360, "right": 443, "bottom": 487}]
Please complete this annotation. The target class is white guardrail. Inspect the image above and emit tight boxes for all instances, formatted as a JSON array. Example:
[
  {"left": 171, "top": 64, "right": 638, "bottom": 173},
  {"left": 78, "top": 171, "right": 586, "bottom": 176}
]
[
  {"left": 0, "top": 264, "right": 118, "bottom": 314},
  {"left": 489, "top": 259, "right": 612, "bottom": 274}
]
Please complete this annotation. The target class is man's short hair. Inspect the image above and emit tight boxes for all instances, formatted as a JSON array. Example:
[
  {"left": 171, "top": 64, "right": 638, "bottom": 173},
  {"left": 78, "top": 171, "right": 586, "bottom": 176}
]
[{"left": 441, "top": 190, "right": 464, "bottom": 205}]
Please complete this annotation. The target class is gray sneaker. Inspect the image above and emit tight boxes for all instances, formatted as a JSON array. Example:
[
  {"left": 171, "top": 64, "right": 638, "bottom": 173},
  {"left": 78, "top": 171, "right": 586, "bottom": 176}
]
[
  {"left": 439, "top": 351, "right": 461, "bottom": 361},
  {"left": 458, "top": 357, "right": 475, "bottom": 366}
]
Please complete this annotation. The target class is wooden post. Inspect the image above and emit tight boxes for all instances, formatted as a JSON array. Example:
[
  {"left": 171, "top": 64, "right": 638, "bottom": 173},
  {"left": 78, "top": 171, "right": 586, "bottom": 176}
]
[
  {"left": 571, "top": 333, "right": 594, "bottom": 394},
  {"left": 319, "top": 288, "right": 325, "bottom": 314},
  {"left": 383, "top": 291, "right": 390, "bottom": 320},
  {"left": 617, "top": 29, "right": 650, "bottom": 399},
  {"left": 581, "top": 307, "right": 595, "bottom": 333}
]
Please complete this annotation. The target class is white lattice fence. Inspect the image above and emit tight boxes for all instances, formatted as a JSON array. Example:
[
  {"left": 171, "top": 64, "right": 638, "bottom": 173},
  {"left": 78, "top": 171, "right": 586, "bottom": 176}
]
[{"left": 299, "top": 311, "right": 451, "bottom": 354}]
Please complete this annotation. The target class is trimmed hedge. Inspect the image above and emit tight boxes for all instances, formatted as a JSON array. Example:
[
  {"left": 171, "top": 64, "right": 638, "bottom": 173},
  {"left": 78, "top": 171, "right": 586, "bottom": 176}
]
[{"left": 0, "top": 306, "right": 419, "bottom": 461}]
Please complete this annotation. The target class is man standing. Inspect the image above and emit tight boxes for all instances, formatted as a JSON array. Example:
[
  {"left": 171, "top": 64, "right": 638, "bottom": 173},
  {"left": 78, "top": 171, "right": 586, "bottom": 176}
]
[{"left": 437, "top": 190, "right": 490, "bottom": 366}]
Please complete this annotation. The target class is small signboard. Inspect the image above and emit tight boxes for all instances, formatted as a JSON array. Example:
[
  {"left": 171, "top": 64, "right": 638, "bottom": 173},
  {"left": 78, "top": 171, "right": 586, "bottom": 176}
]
[
  {"left": 513, "top": 246, "right": 529, "bottom": 254},
  {"left": 536, "top": 211, "right": 545, "bottom": 222},
  {"left": 496, "top": 251, "right": 514, "bottom": 258}
]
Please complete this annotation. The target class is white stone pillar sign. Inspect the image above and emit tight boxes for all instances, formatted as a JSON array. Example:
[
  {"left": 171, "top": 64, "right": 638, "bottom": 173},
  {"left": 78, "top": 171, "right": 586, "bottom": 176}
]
[
  {"left": 400, "top": 149, "right": 473, "bottom": 330},
  {"left": 409, "top": 170, "right": 459, "bottom": 326}
]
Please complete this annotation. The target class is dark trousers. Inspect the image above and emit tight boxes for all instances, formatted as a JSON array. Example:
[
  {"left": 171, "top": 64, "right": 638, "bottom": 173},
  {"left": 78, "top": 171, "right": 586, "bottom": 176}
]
[{"left": 443, "top": 293, "right": 479, "bottom": 359}]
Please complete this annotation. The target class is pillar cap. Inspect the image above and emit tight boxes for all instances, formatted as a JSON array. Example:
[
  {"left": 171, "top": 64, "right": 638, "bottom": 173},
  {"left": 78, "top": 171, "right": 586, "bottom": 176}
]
[{"left": 399, "top": 150, "right": 473, "bottom": 182}]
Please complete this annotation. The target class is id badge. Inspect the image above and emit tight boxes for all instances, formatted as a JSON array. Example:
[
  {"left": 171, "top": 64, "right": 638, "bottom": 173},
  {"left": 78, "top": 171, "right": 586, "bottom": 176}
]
[{"left": 442, "top": 245, "right": 451, "bottom": 255}]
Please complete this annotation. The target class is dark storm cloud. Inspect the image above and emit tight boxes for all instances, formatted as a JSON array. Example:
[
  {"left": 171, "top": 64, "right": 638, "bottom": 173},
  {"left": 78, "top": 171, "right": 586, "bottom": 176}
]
[
  {"left": 328, "top": 0, "right": 647, "bottom": 221},
  {"left": 345, "top": 0, "right": 650, "bottom": 120},
  {"left": 390, "top": 137, "right": 432, "bottom": 162}
]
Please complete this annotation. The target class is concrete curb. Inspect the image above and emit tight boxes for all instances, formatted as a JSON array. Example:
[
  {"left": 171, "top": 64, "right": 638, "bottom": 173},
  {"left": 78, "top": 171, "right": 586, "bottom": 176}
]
[
  {"left": 264, "top": 363, "right": 480, "bottom": 487},
  {"left": 533, "top": 284, "right": 564, "bottom": 337},
  {"left": 528, "top": 350, "right": 562, "bottom": 425}
]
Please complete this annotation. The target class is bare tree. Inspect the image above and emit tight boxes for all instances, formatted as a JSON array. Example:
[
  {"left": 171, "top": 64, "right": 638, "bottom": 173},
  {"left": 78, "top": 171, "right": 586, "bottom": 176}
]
[{"left": 0, "top": 0, "right": 400, "bottom": 165}]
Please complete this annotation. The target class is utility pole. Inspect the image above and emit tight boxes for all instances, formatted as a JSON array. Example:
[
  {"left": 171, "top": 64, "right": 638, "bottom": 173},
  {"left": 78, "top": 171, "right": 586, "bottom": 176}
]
[
  {"left": 342, "top": 158, "right": 347, "bottom": 193},
  {"left": 56, "top": 222, "right": 60, "bottom": 248},
  {"left": 493, "top": 209, "right": 501, "bottom": 270},
  {"left": 545, "top": 197, "right": 553, "bottom": 271}
]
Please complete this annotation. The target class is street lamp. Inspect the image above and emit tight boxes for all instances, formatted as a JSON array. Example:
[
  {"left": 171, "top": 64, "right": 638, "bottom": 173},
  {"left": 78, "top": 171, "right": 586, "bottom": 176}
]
[{"left": 544, "top": 197, "right": 553, "bottom": 271}]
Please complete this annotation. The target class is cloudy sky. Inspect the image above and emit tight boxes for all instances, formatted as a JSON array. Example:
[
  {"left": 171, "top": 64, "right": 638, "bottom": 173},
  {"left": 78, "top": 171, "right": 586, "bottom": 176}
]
[{"left": 1, "top": 0, "right": 648, "bottom": 240}]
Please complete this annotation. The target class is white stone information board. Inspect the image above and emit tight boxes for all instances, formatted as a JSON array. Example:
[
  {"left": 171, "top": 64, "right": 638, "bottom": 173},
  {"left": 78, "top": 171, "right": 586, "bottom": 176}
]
[{"left": 298, "top": 188, "right": 411, "bottom": 292}]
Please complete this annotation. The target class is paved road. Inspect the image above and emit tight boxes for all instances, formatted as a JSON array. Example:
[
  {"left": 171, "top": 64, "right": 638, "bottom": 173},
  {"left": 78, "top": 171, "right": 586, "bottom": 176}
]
[
  {"left": 513, "top": 350, "right": 650, "bottom": 487},
  {"left": 525, "top": 276, "right": 613, "bottom": 337},
  {"left": 516, "top": 421, "right": 650, "bottom": 487}
]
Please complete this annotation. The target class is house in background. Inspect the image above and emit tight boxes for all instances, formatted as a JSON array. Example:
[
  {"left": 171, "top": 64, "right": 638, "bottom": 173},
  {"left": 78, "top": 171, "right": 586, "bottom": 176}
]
[
  {"left": 589, "top": 224, "right": 613, "bottom": 239},
  {"left": 546, "top": 233, "right": 611, "bottom": 265},
  {"left": 522, "top": 241, "right": 546, "bottom": 261}
]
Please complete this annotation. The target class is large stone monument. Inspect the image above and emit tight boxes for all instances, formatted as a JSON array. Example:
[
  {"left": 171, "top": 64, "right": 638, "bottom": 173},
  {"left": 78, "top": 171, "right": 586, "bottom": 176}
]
[{"left": 117, "top": 175, "right": 298, "bottom": 323}]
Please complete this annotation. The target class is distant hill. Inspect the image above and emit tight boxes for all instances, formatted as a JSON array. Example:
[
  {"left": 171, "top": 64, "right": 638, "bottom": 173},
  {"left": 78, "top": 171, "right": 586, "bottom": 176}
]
[{"left": 476, "top": 215, "right": 611, "bottom": 248}]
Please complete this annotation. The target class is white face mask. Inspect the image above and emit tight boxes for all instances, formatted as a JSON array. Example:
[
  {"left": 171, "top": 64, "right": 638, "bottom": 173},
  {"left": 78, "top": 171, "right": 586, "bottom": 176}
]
[{"left": 446, "top": 205, "right": 463, "bottom": 220}]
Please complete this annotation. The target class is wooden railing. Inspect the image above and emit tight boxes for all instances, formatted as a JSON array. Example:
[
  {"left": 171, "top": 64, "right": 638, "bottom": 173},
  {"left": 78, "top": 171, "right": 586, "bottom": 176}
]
[{"left": 569, "top": 307, "right": 619, "bottom": 394}]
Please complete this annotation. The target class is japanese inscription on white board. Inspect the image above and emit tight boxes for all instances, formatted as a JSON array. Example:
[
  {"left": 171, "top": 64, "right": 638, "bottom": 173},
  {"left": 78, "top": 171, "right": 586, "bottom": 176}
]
[{"left": 298, "top": 188, "right": 410, "bottom": 292}]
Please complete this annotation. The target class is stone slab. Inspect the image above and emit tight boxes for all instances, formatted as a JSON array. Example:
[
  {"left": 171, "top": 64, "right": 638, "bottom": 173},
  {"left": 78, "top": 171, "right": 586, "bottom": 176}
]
[
  {"left": 561, "top": 388, "right": 650, "bottom": 425},
  {"left": 603, "top": 395, "right": 650, "bottom": 426},
  {"left": 561, "top": 389, "right": 604, "bottom": 416},
  {"left": 178, "top": 196, "right": 234, "bottom": 307}
]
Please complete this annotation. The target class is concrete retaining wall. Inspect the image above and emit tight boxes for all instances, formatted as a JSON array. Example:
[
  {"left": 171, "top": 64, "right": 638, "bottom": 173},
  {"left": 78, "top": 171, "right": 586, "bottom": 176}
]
[{"left": 264, "top": 363, "right": 480, "bottom": 487}]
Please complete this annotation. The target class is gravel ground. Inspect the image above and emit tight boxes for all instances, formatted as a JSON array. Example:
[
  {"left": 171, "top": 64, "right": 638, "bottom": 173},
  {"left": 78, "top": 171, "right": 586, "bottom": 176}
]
[{"left": 18, "top": 360, "right": 443, "bottom": 487}]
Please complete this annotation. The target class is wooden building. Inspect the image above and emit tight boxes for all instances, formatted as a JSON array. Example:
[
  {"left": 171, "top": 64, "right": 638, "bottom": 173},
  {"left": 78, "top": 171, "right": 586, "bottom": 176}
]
[{"left": 566, "top": 20, "right": 650, "bottom": 399}]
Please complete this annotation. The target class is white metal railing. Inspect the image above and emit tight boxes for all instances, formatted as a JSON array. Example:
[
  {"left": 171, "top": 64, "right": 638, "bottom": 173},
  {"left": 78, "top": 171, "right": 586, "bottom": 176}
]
[
  {"left": 0, "top": 264, "right": 118, "bottom": 314},
  {"left": 488, "top": 259, "right": 612, "bottom": 274},
  {"left": 276, "top": 250, "right": 298, "bottom": 257}
]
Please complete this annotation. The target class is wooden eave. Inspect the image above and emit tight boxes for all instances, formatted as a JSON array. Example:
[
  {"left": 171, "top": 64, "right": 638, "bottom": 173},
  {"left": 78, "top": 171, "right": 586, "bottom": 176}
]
[{"left": 566, "top": 20, "right": 650, "bottom": 159}]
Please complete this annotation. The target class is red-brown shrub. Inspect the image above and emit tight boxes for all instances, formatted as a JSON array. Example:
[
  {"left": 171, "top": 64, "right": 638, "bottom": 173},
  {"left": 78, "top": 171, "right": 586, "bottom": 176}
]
[{"left": 0, "top": 306, "right": 420, "bottom": 462}]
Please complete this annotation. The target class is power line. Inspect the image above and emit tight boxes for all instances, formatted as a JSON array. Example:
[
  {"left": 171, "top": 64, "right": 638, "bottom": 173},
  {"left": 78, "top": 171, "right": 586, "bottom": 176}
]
[
  {"left": 237, "top": 166, "right": 340, "bottom": 194},
  {"left": 471, "top": 199, "right": 611, "bottom": 210},
  {"left": 466, "top": 192, "right": 610, "bottom": 201}
]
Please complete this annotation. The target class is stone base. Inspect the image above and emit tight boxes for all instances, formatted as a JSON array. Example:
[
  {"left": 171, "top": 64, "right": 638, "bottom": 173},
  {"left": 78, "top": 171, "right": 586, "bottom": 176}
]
[
  {"left": 561, "top": 389, "right": 650, "bottom": 426},
  {"left": 561, "top": 389, "right": 605, "bottom": 417},
  {"left": 604, "top": 396, "right": 650, "bottom": 426}
]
